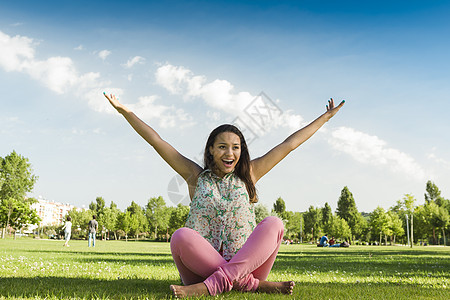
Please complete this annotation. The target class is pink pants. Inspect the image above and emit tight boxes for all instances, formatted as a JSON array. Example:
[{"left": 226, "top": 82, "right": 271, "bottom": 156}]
[{"left": 170, "top": 216, "right": 284, "bottom": 296}]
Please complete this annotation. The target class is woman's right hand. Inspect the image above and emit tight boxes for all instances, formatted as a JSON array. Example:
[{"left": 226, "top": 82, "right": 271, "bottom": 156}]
[{"left": 103, "top": 92, "right": 130, "bottom": 114}]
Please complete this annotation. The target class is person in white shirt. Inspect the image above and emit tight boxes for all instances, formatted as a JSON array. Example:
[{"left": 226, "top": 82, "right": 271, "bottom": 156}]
[{"left": 62, "top": 216, "right": 72, "bottom": 247}]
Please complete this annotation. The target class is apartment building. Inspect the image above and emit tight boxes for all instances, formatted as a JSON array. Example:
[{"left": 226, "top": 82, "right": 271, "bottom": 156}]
[{"left": 31, "top": 196, "right": 82, "bottom": 226}]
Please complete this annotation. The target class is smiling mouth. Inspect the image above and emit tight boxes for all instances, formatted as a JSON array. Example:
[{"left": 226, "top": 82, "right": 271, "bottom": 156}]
[{"left": 222, "top": 159, "right": 234, "bottom": 167}]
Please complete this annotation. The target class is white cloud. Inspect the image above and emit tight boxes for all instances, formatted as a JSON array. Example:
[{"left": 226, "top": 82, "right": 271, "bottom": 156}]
[
  {"left": 123, "top": 56, "right": 145, "bottom": 68},
  {"left": 0, "top": 31, "right": 35, "bottom": 72},
  {"left": 0, "top": 32, "right": 193, "bottom": 129},
  {"left": 25, "top": 56, "right": 79, "bottom": 94},
  {"left": 154, "top": 63, "right": 303, "bottom": 133},
  {"left": 74, "top": 45, "right": 84, "bottom": 51},
  {"left": 91, "top": 90, "right": 195, "bottom": 131},
  {"left": 155, "top": 64, "right": 198, "bottom": 95},
  {"left": 0, "top": 30, "right": 109, "bottom": 105},
  {"left": 98, "top": 49, "right": 111, "bottom": 60},
  {"left": 328, "top": 126, "right": 427, "bottom": 180},
  {"left": 127, "top": 96, "right": 194, "bottom": 128},
  {"left": 0, "top": 32, "right": 295, "bottom": 131},
  {"left": 0, "top": 31, "right": 85, "bottom": 94}
]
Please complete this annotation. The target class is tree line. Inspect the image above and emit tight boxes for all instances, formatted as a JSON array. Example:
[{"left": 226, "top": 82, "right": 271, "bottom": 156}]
[
  {"left": 63, "top": 196, "right": 190, "bottom": 241},
  {"left": 1, "top": 151, "right": 449, "bottom": 245},
  {"left": 271, "top": 183, "right": 449, "bottom": 246}
]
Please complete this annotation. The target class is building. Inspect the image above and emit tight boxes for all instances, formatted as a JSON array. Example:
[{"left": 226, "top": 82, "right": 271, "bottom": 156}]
[{"left": 31, "top": 196, "right": 83, "bottom": 226}]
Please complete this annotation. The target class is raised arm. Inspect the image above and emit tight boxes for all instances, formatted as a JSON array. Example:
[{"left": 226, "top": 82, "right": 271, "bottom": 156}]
[
  {"left": 250, "top": 98, "right": 345, "bottom": 183},
  {"left": 103, "top": 93, "right": 203, "bottom": 187}
]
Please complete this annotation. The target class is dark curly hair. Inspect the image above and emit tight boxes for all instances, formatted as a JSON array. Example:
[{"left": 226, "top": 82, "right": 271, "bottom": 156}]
[{"left": 203, "top": 124, "right": 257, "bottom": 203}]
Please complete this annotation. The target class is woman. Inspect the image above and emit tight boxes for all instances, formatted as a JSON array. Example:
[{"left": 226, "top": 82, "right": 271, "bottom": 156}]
[
  {"left": 104, "top": 93, "right": 344, "bottom": 297},
  {"left": 62, "top": 216, "right": 72, "bottom": 247}
]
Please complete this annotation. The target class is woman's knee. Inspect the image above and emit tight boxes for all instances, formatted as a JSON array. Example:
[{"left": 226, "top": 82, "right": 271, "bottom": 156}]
[
  {"left": 262, "top": 216, "right": 283, "bottom": 227},
  {"left": 261, "top": 216, "right": 284, "bottom": 235},
  {"left": 171, "top": 227, "right": 193, "bottom": 245}
]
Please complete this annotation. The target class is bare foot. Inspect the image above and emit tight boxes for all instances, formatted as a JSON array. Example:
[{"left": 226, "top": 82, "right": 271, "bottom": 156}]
[
  {"left": 170, "top": 282, "right": 209, "bottom": 298},
  {"left": 257, "top": 280, "right": 295, "bottom": 295}
]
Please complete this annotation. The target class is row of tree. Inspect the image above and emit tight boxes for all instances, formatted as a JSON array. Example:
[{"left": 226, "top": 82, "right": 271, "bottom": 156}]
[
  {"left": 1, "top": 151, "right": 449, "bottom": 245},
  {"left": 64, "top": 196, "right": 189, "bottom": 241},
  {"left": 270, "top": 182, "right": 449, "bottom": 246},
  {"left": 59, "top": 181, "right": 449, "bottom": 246}
]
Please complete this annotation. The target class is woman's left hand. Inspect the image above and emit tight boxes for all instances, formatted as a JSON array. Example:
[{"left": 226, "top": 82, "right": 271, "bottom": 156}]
[{"left": 325, "top": 98, "right": 345, "bottom": 120}]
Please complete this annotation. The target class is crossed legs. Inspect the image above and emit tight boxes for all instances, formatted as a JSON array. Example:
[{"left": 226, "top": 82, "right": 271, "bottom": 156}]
[{"left": 170, "top": 216, "right": 294, "bottom": 297}]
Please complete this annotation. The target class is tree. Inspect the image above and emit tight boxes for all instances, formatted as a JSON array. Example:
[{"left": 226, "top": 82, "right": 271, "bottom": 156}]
[
  {"left": 89, "top": 197, "right": 106, "bottom": 216},
  {"left": 390, "top": 194, "right": 416, "bottom": 245},
  {"left": 67, "top": 208, "right": 92, "bottom": 239},
  {"left": 126, "top": 201, "right": 147, "bottom": 238},
  {"left": 425, "top": 181, "right": 450, "bottom": 222},
  {"left": 392, "top": 194, "right": 416, "bottom": 214},
  {"left": 422, "top": 201, "right": 449, "bottom": 245},
  {"left": 90, "top": 196, "right": 107, "bottom": 239},
  {"left": 286, "top": 211, "right": 303, "bottom": 241},
  {"left": 424, "top": 180, "right": 442, "bottom": 204},
  {"left": 387, "top": 211, "right": 404, "bottom": 245},
  {"left": 328, "top": 215, "right": 352, "bottom": 241},
  {"left": 273, "top": 197, "right": 286, "bottom": 217},
  {"left": 352, "top": 213, "right": 369, "bottom": 242},
  {"left": 101, "top": 203, "right": 121, "bottom": 240},
  {"left": 303, "top": 205, "right": 322, "bottom": 242},
  {"left": 169, "top": 204, "right": 190, "bottom": 236},
  {"left": 89, "top": 202, "right": 97, "bottom": 212},
  {"left": 435, "top": 206, "right": 449, "bottom": 245},
  {"left": 322, "top": 202, "right": 332, "bottom": 225},
  {"left": 321, "top": 202, "right": 333, "bottom": 233},
  {"left": 283, "top": 211, "right": 303, "bottom": 240},
  {"left": 370, "top": 207, "right": 392, "bottom": 245},
  {"left": 255, "top": 204, "right": 270, "bottom": 224},
  {"left": 117, "top": 211, "right": 132, "bottom": 241},
  {"left": 336, "top": 186, "right": 359, "bottom": 240},
  {"left": 0, "top": 151, "right": 38, "bottom": 238},
  {"left": 424, "top": 181, "right": 450, "bottom": 211},
  {"left": 414, "top": 205, "right": 432, "bottom": 243},
  {"left": 145, "top": 196, "right": 170, "bottom": 239},
  {"left": 0, "top": 197, "right": 40, "bottom": 238}
]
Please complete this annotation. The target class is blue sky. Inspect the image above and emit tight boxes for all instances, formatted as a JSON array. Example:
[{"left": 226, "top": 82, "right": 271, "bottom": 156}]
[{"left": 1, "top": 0, "right": 449, "bottom": 213}]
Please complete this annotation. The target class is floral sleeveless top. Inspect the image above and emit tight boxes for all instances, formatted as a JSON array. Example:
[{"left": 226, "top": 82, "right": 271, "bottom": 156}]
[{"left": 185, "top": 170, "right": 256, "bottom": 261}]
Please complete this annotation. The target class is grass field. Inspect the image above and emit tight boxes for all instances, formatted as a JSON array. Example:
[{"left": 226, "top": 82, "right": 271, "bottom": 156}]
[{"left": 0, "top": 238, "right": 448, "bottom": 299}]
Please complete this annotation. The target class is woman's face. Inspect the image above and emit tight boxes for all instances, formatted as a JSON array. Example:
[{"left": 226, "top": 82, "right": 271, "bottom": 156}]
[{"left": 209, "top": 132, "right": 241, "bottom": 178}]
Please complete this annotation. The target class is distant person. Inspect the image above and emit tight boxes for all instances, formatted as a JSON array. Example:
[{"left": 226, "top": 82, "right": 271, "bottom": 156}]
[
  {"left": 319, "top": 234, "right": 329, "bottom": 247},
  {"left": 330, "top": 238, "right": 341, "bottom": 248},
  {"left": 62, "top": 216, "right": 72, "bottom": 247},
  {"left": 329, "top": 236, "right": 335, "bottom": 246},
  {"left": 340, "top": 240, "right": 350, "bottom": 248},
  {"left": 88, "top": 215, "right": 98, "bottom": 247}
]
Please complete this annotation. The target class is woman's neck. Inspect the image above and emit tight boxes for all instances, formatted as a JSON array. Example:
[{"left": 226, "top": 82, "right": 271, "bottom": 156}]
[{"left": 210, "top": 167, "right": 233, "bottom": 179}]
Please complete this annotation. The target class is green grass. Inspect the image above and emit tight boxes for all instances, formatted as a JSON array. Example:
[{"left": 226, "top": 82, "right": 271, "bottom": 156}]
[{"left": 0, "top": 238, "right": 449, "bottom": 299}]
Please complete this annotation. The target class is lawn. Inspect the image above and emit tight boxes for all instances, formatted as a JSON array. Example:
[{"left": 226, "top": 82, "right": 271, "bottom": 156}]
[{"left": 0, "top": 238, "right": 448, "bottom": 299}]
